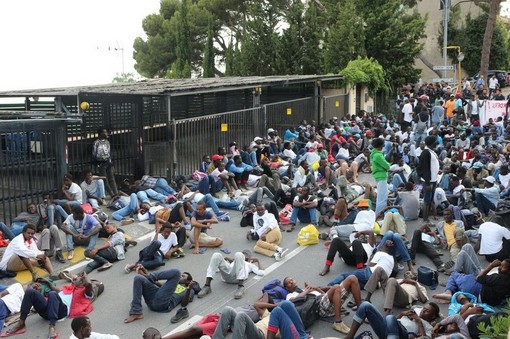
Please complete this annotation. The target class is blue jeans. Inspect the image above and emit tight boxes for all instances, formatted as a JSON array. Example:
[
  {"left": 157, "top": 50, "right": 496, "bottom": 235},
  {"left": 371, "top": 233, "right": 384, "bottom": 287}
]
[
  {"left": 475, "top": 193, "right": 496, "bottom": 216},
  {"left": 0, "top": 299, "right": 11, "bottom": 331},
  {"left": 154, "top": 178, "right": 176, "bottom": 196},
  {"left": 290, "top": 207, "right": 318, "bottom": 225},
  {"left": 390, "top": 174, "right": 405, "bottom": 191},
  {"left": 47, "top": 204, "right": 69, "bottom": 226},
  {"left": 377, "top": 231, "right": 410, "bottom": 262},
  {"left": 352, "top": 301, "right": 388, "bottom": 339},
  {"left": 138, "top": 240, "right": 164, "bottom": 270},
  {"left": 65, "top": 224, "right": 98, "bottom": 252},
  {"left": 84, "top": 179, "right": 106, "bottom": 209},
  {"left": 375, "top": 180, "right": 388, "bottom": 216},
  {"left": 439, "top": 174, "right": 449, "bottom": 191},
  {"left": 112, "top": 193, "right": 138, "bottom": 221},
  {"left": 0, "top": 222, "right": 16, "bottom": 240},
  {"left": 385, "top": 314, "right": 408, "bottom": 339},
  {"left": 328, "top": 267, "right": 372, "bottom": 288},
  {"left": 129, "top": 268, "right": 181, "bottom": 314},
  {"left": 20, "top": 289, "right": 67, "bottom": 325},
  {"left": 200, "top": 194, "right": 222, "bottom": 215},
  {"left": 138, "top": 189, "right": 167, "bottom": 203},
  {"left": 268, "top": 301, "right": 309, "bottom": 339},
  {"left": 194, "top": 176, "right": 223, "bottom": 195}
]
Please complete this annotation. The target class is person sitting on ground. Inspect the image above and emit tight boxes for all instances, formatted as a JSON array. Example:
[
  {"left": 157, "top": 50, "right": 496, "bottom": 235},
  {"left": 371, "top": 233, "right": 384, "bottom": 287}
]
[
  {"left": 394, "top": 182, "right": 420, "bottom": 220},
  {"left": 409, "top": 223, "right": 452, "bottom": 273},
  {"left": 124, "top": 268, "right": 194, "bottom": 323},
  {"left": 342, "top": 301, "right": 440, "bottom": 339},
  {"left": 209, "top": 161, "right": 237, "bottom": 197},
  {"left": 125, "top": 222, "right": 184, "bottom": 273},
  {"left": 319, "top": 230, "right": 375, "bottom": 276},
  {"left": 433, "top": 258, "right": 510, "bottom": 307},
  {"left": 328, "top": 199, "right": 375, "bottom": 241},
  {"left": 435, "top": 208, "right": 466, "bottom": 264},
  {"left": 379, "top": 270, "right": 428, "bottom": 315},
  {"left": 289, "top": 186, "right": 318, "bottom": 231},
  {"left": 0, "top": 224, "right": 54, "bottom": 281},
  {"left": 80, "top": 169, "right": 106, "bottom": 211},
  {"left": 292, "top": 161, "right": 316, "bottom": 190},
  {"left": 0, "top": 283, "right": 25, "bottom": 336},
  {"left": 229, "top": 155, "right": 253, "bottom": 190},
  {"left": 283, "top": 275, "right": 363, "bottom": 334},
  {"left": 61, "top": 205, "right": 101, "bottom": 260},
  {"left": 3, "top": 274, "right": 104, "bottom": 339},
  {"left": 248, "top": 204, "right": 288, "bottom": 261},
  {"left": 474, "top": 215, "right": 510, "bottom": 262},
  {"left": 83, "top": 222, "right": 125, "bottom": 274},
  {"left": 9, "top": 202, "right": 47, "bottom": 238},
  {"left": 377, "top": 205, "right": 407, "bottom": 236},
  {"left": 189, "top": 201, "right": 222, "bottom": 254},
  {"left": 465, "top": 176, "right": 500, "bottom": 216},
  {"left": 197, "top": 250, "right": 264, "bottom": 300},
  {"left": 70, "top": 316, "right": 119, "bottom": 339},
  {"left": 55, "top": 173, "right": 83, "bottom": 215}
]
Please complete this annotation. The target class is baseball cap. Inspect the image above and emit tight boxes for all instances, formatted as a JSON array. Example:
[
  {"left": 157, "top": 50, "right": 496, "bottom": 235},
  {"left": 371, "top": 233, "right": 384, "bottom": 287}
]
[
  {"left": 332, "top": 116, "right": 338, "bottom": 120},
  {"left": 242, "top": 249, "right": 252, "bottom": 259},
  {"left": 357, "top": 199, "right": 370, "bottom": 208},
  {"left": 267, "top": 128, "right": 275, "bottom": 133},
  {"left": 366, "top": 130, "right": 373, "bottom": 136},
  {"left": 450, "top": 94, "right": 455, "bottom": 98},
  {"left": 317, "top": 143, "right": 324, "bottom": 149},
  {"left": 454, "top": 229, "right": 466, "bottom": 241},
  {"left": 472, "top": 162, "right": 483, "bottom": 169},
  {"left": 354, "top": 133, "right": 361, "bottom": 138},
  {"left": 254, "top": 137, "right": 263, "bottom": 142},
  {"left": 211, "top": 154, "right": 224, "bottom": 161},
  {"left": 484, "top": 176, "right": 496, "bottom": 184}
]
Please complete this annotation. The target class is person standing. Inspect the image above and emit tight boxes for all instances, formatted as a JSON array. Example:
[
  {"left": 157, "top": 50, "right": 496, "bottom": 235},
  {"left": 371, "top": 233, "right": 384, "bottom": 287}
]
[
  {"left": 370, "top": 138, "right": 390, "bottom": 216},
  {"left": 417, "top": 136, "right": 440, "bottom": 223},
  {"left": 92, "top": 128, "right": 118, "bottom": 198}
]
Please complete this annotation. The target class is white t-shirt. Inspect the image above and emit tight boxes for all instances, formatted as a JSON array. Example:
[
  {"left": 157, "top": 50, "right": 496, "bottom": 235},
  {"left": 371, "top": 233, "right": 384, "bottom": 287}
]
[
  {"left": 183, "top": 192, "right": 205, "bottom": 203},
  {"left": 489, "top": 77, "right": 498, "bottom": 90},
  {"left": 67, "top": 182, "right": 83, "bottom": 204},
  {"left": 499, "top": 173, "right": 510, "bottom": 188},
  {"left": 353, "top": 210, "right": 376, "bottom": 231},
  {"left": 252, "top": 211, "right": 278, "bottom": 237},
  {"left": 369, "top": 251, "right": 394, "bottom": 277},
  {"left": 434, "top": 188, "right": 448, "bottom": 206},
  {"left": 402, "top": 103, "right": 414, "bottom": 122},
  {"left": 479, "top": 222, "right": 510, "bottom": 255},
  {"left": 0, "top": 234, "right": 43, "bottom": 270},
  {"left": 337, "top": 148, "right": 350, "bottom": 159},
  {"left": 2, "top": 283, "right": 24, "bottom": 313},
  {"left": 157, "top": 233, "right": 178, "bottom": 254},
  {"left": 210, "top": 168, "right": 228, "bottom": 183}
]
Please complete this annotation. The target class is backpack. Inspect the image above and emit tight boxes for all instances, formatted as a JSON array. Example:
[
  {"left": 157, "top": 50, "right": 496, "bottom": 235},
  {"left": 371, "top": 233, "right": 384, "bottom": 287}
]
[
  {"left": 416, "top": 115, "right": 428, "bottom": 134},
  {"left": 261, "top": 279, "right": 288, "bottom": 303},
  {"left": 292, "top": 293, "right": 321, "bottom": 329}
]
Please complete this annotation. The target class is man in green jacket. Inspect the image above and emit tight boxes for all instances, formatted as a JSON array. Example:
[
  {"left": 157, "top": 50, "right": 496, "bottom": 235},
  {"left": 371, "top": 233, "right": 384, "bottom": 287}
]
[{"left": 370, "top": 138, "right": 390, "bottom": 215}]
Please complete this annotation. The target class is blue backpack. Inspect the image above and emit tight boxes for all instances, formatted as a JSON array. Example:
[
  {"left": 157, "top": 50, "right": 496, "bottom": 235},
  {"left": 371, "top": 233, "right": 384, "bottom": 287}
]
[{"left": 262, "top": 279, "right": 288, "bottom": 303}]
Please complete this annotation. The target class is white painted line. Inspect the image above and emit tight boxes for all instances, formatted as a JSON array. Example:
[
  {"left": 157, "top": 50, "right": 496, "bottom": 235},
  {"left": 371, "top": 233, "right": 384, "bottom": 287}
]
[
  {"left": 253, "top": 245, "right": 307, "bottom": 280},
  {"left": 164, "top": 315, "right": 203, "bottom": 336}
]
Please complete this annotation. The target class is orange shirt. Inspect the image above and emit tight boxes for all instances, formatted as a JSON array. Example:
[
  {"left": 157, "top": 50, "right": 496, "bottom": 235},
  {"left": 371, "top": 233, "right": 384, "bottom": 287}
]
[{"left": 444, "top": 100, "right": 455, "bottom": 118}]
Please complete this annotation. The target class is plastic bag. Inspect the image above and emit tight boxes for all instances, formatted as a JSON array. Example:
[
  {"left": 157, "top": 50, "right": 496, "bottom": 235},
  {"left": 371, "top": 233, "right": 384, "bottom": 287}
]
[{"left": 297, "top": 224, "right": 319, "bottom": 246}]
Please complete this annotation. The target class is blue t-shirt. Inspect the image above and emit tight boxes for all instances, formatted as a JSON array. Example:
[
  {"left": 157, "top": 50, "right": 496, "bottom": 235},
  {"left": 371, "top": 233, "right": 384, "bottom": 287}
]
[{"left": 191, "top": 210, "right": 213, "bottom": 234}]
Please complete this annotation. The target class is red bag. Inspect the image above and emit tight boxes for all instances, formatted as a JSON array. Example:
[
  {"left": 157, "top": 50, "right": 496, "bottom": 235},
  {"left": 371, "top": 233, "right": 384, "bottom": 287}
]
[{"left": 278, "top": 204, "right": 293, "bottom": 225}]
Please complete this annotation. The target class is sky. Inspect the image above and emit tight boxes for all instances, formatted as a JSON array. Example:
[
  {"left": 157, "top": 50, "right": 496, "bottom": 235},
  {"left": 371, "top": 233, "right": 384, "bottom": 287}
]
[{"left": 0, "top": 0, "right": 160, "bottom": 91}]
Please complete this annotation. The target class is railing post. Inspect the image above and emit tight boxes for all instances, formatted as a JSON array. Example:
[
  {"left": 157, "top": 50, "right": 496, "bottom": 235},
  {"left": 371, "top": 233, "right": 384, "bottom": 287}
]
[{"left": 314, "top": 80, "right": 321, "bottom": 123}]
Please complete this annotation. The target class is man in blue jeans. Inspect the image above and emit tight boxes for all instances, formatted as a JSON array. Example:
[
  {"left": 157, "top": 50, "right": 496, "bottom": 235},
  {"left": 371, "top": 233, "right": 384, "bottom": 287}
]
[
  {"left": 124, "top": 268, "right": 193, "bottom": 323},
  {"left": 343, "top": 301, "right": 440, "bottom": 339},
  {"left": 61, "top": 205, "right": 101, "bottom": 260},
  {"left": 289, "top": 186, "right": 318, "bottom": 231}
]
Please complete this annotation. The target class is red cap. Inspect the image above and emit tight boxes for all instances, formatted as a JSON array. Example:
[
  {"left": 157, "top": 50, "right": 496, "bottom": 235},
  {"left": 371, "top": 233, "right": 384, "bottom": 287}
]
[
  {"left": 366, "top": 130, "right": 373, "bottom": 136},
  {"left": 456, "top": 92, "right": 462, "bottom": 98},
  {"left": 211, "top": 154, "right": 223, "bottom": 161}
]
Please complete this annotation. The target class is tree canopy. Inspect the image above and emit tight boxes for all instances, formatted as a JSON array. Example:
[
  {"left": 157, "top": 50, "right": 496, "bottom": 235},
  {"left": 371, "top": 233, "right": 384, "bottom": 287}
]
[{"left": 133, "top": 0, "right": 427, "bottom": 90}]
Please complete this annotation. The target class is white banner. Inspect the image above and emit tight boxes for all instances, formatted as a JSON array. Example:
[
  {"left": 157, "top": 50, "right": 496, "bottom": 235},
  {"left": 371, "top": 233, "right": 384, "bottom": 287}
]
[{"left": 478, "top": 100, "right": 507, "bottom": 126}]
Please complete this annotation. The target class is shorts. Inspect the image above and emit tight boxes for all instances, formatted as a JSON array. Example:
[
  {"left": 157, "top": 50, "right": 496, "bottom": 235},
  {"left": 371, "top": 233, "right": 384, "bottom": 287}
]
[
  {"left": 195, "top": 313, "right": 220, "bottom": 336},
  {"left": 423, "top": 181, "right": 437, "bottom": 204},
  {"left": 318, "top": 283, "right": 349, "bottom": 318},
  {"left": 190, "top": 231, "right": 217, "bottom": 244},
  {"left": 6, "top": 254, "right": 42, "bottom": 272}
]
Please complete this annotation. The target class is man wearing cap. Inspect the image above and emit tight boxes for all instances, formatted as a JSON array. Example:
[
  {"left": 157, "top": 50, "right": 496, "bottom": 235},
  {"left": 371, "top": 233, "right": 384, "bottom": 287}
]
[
  {"left": 197, "top": 251, "right": 264, "bottom": 300},
  {"left": 207, "top": 154, "right": 224, "bottom": 174},
  {"left": 328, "top": 199, "right": 375, "bottom": 241},
  {"left": 464, "top": 176, "right": 499, "bottom": 216},
  {"left": 466, "top": 161, "right": 488, "bottom": 188},
  {"left": 266, "top": 128, "right": 281, "bottom": 155}
]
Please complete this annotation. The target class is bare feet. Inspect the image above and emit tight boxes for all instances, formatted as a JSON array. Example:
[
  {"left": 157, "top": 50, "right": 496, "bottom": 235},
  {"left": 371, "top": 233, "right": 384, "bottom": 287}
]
[
  {"left": 319, "top": 266, "right": 330, "bottom": 276},
  {"left": 124, "top": 314, "right": 144, "bottom": 323},
  {"left": 432, "top": 292, "right": 452, "bottom": 303}
]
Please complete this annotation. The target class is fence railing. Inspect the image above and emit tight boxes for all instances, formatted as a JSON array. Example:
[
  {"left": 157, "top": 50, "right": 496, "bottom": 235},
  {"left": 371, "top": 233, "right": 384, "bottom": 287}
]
[{"left": 322, "top": 94, "right": 349, "bottom": 122}]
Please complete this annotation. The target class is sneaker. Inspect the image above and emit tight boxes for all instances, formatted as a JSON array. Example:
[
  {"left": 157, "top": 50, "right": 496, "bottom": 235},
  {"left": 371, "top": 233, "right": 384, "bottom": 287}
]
[
  {"left": 98, "top": 262, "right": 113, "bottom": 272},
  {"left": 274, "top": 252, "right": 282, "bottom": 261},
  {"left": 397, "top": 263, "right": 405, "bottom": 271},
  {"left": 234, "top": 285, "right": 245, "bottom": 299},
  {"left": 218, "top": 214, "right": 230, "bottom": 222},
  {"left": 197, "top": 285, "right": 211, "bottom": 298},
  {"left": 278, "top": 248, "right": 288, "bottom": 259},
  {"left": 183, "top": 223, "right": 192, "bottom": 231},
  {"left": 67, "top": 251, "right": 74, "bottom": 260},
  {"left": 176, "top": 248, "right": 185, "bottom": 258},
  {"left": 332, "top": 321, "right": 350, "bottom": 334},
  {"left": 319, "top": 232, "right": 329, "bottom": 240},
  {"left": 170, "top": 307, "right": 189, "bottom": 323},
  {"left": 216, "top": 211, "right": 229, "bottom": 217},
  {"left": 55, "top": 250, "right": 66, "bottom": 263}
]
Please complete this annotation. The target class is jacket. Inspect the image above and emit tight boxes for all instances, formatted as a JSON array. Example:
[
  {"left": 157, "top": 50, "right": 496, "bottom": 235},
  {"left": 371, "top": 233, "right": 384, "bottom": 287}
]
[{"left": 370, "top": 149, "right": 390, "bottom": 181}]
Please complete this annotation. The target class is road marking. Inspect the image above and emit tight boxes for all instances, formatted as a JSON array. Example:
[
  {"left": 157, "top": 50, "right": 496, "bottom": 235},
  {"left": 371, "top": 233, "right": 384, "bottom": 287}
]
[
  {"left": 253, "top": 245, "right": 307, "bottom": 280},
  {"left": 165, "top": 315, "right": 203, "bottom": 336}
]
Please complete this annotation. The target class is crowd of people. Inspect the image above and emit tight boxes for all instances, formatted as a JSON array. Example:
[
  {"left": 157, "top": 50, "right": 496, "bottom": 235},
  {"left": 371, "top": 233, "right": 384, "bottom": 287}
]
[{"left": 0, "top": 83, "right": 510, "bottom": 338}]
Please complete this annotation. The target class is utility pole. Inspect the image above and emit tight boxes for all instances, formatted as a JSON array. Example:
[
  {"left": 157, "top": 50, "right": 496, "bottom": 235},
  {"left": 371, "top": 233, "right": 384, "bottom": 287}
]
[{"left": 442, "top": 0, "right": 450, "bottom": 78}]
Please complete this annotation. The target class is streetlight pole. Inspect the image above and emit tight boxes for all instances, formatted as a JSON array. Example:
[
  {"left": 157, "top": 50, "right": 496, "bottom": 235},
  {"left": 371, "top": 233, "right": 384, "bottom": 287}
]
[
  {"left": 442, "top": 0, "right": 450, "bottom": 78},
  {"left": 444, "top": 45, "right": 464, "bottom": 91}
]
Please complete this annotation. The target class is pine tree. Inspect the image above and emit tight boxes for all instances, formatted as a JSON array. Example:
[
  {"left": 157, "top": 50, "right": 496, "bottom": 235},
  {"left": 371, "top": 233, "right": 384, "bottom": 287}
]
[
  {"left": 203, "top": 16, "right": 215, "bottom": 77},
  {"left": 171, "top": 0, "right": 192, "bottom": 78},
  {"left": 301, "top": 1, "right": 323, "bottom": 75}
]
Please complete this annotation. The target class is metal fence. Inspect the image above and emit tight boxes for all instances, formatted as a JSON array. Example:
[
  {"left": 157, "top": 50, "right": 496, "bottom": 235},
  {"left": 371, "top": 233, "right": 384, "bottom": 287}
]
[
  {"left": 0, "top": 119, "right": 67, "bottom": 224},
  {"left": 264, "top": 97, "right": 315, "bottom": 132},
  {"left": 322, "top": 94, "right": 349, "bottom": 122}
]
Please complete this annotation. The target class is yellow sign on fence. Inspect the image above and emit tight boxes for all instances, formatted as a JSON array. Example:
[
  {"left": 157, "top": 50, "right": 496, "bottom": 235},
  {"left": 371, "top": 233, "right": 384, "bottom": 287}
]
[
  {"left": 221, "top": 123, "right": 228, "bottom": 132},
  {"left": 335, "top": 101, "right": 340, "bottom": 107},
  {"left": 286, "top": 108, "right": 292, "bottom": 115}
]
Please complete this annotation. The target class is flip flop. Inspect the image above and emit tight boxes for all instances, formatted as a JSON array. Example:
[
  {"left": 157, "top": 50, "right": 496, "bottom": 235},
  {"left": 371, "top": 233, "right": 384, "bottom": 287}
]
[
  {"left": 220, "top": 247, "right": 231, "bottom": 254},
  {"left": 199, "top": 248, "right": 207, "bottom": 254},
  {"left": 1, "top": 328, "right": 26, "bottom": 337}
]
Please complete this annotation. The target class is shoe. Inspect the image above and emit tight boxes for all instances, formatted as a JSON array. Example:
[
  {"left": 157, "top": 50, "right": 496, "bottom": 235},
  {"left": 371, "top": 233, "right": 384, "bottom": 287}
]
[
  {"left": 98, "top": 262, "right": 112, "bottom": 272},
  {"left": 234, "top": 285, "right": 245, "bottom": 299},
  {"left": 443, "top": 260, "right": 454, "bottom": 270},
  {"left": 218, "top": 214, "right": 230, "bottom": 222},
  {"left": 125, "top": 240, "right": 138, "bottom": 247},
  {"left": 125, "top": 264, "right": 136, "bottom": 273},
  {"left": 278, "top": 248, "right": 288, "bottom": 259},
  {"left": 170, "top": 307, "right": 189, "bottom": 323},
  {"left": 397, "top": 263, "right": 405, "bottom": 271},
  {"left": 197, "top": 285, "right": 211, "bottom": 298},
  {"left": 55, "top": 250, "right": 66, "bottom": 263},
  {"left": 319, "top": 232, "right": 328, "bottom": 240},
  {"left": 67, "top": 251, "right": 74, "bottom": 260},
  {"left": 274, "top": 252, "right": 282, "bottom": 261},
  {"left": 438, "top": 263, "right": 447, "bottom": 273},
  {"left": 332, "top": 321, "right": 350, "bottom": 334},
  {"left": 176, "top": 248, "right": 185, "bottom": 258}
]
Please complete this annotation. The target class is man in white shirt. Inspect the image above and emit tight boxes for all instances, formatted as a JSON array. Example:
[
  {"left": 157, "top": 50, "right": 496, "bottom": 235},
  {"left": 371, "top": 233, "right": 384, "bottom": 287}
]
[
  {"left": 401, "top": 99, "right": 414, "bottom": 130},
  {"left": 0, "top": 224, "right": 53, "bottom": 281},
  {"left": 80, "top": 169, "right": 106, "bottom": 210},
  {"left": 329, "top": 199, "right": 375, "bottom": 241},
  {"left": 70, "top": 316, "right": 119, "bottom": 339},
  {"left": 249, "top": 204, "right": 287, "bottom": 261},
  {"left": 475, "top": 216, "right": 510, "bottom": 262},
  {"left": 55, "top": 174, "right": 83, "bottom": 215},
  {"left": 197, "top": 251, "right": 264, "bottom": 300},
  {"left": 0, "top": 283, "right": 25, "bottom": 336}
]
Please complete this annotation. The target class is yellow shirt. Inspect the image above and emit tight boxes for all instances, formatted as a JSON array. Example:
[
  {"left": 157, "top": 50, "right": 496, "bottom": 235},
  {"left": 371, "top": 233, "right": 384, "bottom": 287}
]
[{"left": 443, "top": 222, "right": 456, "bottom": 248}]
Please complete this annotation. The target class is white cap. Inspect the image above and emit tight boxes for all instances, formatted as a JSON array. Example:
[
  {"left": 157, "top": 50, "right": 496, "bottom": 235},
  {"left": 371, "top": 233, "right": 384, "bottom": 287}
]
[
  {"left": 254, "top": 137, "right": 263, "bottom": 142},
  {"left": 267, "top": 128, "right": 275, "bottom": 133},
  {"left": 484, "top": 176, "right": 496, "bottom": 184}
]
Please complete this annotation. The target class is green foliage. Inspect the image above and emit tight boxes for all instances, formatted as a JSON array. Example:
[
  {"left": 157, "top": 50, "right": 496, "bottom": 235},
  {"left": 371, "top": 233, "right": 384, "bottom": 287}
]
[
  {"left": 477, "top": 301, "right": 510, "bottom": 338},
  {"left": 280, "top": 0, "right": 305, "bottom": 74},
  {"left": 112, "top": 73, "right": 137, "bottom": 83},
  {"left": 202, "top": 16, "right": 215, "bottom": 77},
  {"left": 170, "top": 0, "right": 192, "bottom": 78},
  {"left": 341, "top": 57, "right": 390, "bottom": 95},
  {"left": 301, "top": 2, "right": 323, "bottom": 75}
]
